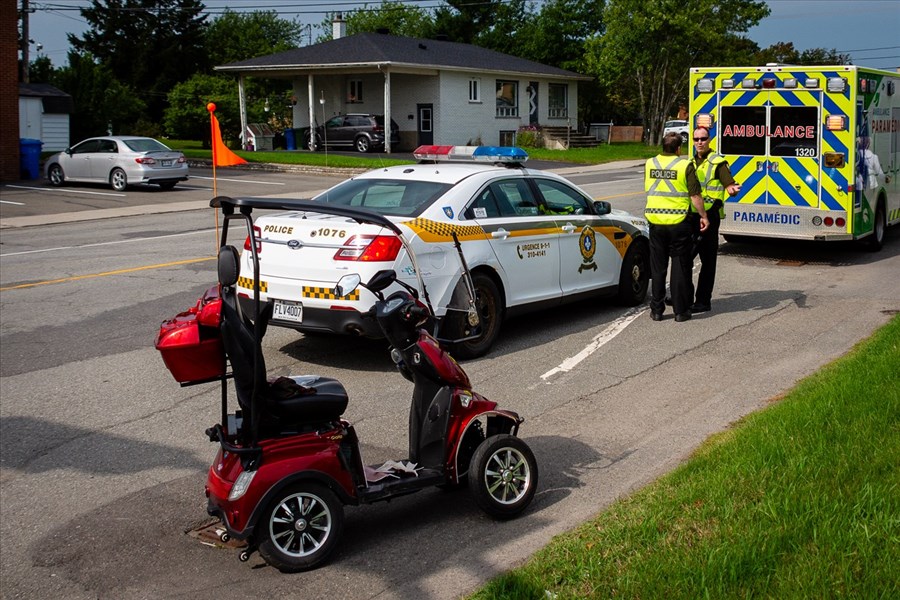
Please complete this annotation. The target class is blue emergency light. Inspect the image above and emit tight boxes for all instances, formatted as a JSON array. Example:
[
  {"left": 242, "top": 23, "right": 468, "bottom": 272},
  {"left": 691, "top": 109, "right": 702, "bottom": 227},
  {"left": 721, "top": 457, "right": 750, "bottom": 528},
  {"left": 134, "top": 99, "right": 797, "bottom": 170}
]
[{"left": 413, "top": 145, "right": 529, "bottom": 164}]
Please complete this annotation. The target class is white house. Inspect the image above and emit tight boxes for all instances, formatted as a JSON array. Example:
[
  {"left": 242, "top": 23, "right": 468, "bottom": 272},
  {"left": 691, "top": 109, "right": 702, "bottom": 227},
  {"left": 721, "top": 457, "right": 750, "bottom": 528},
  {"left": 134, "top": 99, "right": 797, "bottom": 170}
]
[
  {"left": 18, "top": 83, "right": 72, "bottom": 152},
  {"left": 215, "top": 27, "right": 592, "bottom": 153}
]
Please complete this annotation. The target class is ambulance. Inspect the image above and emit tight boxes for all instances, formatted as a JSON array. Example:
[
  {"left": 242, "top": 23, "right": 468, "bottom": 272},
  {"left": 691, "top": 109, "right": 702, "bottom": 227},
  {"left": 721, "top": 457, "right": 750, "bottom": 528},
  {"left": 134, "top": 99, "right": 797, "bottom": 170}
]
[{"left": 688, "top": 64, "right": 899, "bottom": 249}]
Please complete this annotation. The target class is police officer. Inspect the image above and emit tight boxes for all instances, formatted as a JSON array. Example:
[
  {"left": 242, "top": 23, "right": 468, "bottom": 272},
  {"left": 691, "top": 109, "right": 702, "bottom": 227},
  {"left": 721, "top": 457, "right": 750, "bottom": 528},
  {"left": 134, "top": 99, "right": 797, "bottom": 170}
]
[
  {"left": 691, "top": 126, "right": 740, "bottom": 313},
  {"left": 645, "top": 132, "right": 708, "bottom": 322}
]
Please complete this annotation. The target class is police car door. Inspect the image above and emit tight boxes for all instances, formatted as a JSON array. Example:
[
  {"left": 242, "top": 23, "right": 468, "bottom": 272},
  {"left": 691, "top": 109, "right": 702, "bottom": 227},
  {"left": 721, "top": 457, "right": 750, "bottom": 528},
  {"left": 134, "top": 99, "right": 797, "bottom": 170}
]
[
  {"left": 465, "top": 178, "right": 562, "bottom": 305},
  {"left": 532, "top": 178, "right": 618, "bottom": 295},
  {"left": 719, "top": 88, "right": 823, "bottom": 231}
]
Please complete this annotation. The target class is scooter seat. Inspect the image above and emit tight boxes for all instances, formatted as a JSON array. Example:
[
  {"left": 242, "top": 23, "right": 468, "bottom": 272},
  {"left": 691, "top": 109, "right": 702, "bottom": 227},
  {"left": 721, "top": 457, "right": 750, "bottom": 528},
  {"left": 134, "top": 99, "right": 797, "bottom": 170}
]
[{"left": 265, "top": 375, "right": 348, "bottom": 423}]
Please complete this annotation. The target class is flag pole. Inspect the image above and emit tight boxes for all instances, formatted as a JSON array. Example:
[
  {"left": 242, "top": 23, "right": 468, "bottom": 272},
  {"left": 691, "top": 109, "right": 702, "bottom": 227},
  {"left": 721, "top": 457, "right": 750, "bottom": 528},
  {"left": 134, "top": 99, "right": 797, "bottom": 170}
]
[{"left": 207, "top": 103, "right": 219, "bottom": 247}]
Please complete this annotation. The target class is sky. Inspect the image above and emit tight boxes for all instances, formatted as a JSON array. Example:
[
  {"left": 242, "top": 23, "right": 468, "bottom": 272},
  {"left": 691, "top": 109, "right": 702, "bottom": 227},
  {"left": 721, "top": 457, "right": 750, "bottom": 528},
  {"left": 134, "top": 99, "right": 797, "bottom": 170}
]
[{"left": 22, "top": 0, "right": 900, "bottom": 71}]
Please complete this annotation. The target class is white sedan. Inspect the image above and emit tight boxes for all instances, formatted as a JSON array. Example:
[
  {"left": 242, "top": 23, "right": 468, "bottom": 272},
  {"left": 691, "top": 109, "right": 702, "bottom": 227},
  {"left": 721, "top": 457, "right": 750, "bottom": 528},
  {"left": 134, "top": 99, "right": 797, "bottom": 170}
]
[
  {"left": 237, "top": 146, "right": 649, "bottom": 358},
  {"left": 45, "top": 136, "right": 189, "bottom": 191}
]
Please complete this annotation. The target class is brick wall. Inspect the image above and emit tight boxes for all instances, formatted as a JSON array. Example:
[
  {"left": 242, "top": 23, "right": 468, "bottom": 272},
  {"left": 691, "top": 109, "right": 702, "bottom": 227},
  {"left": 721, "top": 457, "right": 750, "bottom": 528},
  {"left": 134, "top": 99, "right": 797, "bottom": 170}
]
[{"left": 0, "top": 0, "right": 20, "bottom": 181}]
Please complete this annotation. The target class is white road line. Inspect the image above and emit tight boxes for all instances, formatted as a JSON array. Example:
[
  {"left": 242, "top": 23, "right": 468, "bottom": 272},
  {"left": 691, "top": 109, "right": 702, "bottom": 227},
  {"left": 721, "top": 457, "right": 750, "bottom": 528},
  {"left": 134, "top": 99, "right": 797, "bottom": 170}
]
[
  {"left": 189, "top": 176, "right": 285, "bottom": 186},
  {"left": 1, "top": 229, "right": 217, "bottom": 257},
  {"left": 0, "top": 200, "right": 25, "bottom": 205},
  {"left": 539, "top": 306, "right": 647, "bottom": 382},
  {"left": 4, "top": 185, "right": 126, "bottom": 197}
]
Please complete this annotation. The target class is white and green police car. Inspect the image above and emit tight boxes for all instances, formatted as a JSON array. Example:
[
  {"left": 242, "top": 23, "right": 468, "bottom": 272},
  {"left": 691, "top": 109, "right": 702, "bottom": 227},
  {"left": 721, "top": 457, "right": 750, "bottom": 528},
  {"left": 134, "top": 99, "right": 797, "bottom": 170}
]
[{"left": 236, "top": 146, "right": 649, "bottom": 358}]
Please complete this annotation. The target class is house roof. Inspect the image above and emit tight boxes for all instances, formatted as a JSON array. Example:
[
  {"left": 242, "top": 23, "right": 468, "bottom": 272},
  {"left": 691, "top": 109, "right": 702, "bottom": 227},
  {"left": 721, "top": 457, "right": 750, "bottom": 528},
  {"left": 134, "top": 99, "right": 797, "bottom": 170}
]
[
  {"left": 18, "top": 83, "right": 74, "bottom": 114},
  {"left": 215, "top": 32, "right": 591, "bottom": 81}
]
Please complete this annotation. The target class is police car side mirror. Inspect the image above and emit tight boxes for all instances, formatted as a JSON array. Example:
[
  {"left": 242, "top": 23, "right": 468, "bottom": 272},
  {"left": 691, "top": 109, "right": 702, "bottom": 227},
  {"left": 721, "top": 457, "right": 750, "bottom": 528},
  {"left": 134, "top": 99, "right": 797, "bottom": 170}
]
[{"left": 593, "top": 200, "right": 612, "bottom": 215}]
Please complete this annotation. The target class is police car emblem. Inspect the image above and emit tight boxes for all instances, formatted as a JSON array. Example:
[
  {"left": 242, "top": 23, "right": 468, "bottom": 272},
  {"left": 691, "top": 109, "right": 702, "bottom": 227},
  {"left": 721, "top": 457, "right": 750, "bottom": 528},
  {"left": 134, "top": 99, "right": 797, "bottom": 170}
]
[
  {"left": 443, "top": 206, "right": 454, "bottom": 219},
  {"left": 287, "top": 239, "right": 302, "bottom": 250},
  {"left": 578, "top": 226, "right": 597, "bottom": 272}
]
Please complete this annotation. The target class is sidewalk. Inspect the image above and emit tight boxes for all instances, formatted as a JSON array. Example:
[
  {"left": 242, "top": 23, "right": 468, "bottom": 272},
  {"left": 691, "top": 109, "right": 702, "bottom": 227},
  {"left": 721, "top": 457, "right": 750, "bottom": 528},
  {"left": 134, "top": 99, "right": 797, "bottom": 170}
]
[{"left": 0, "top": 159, "right": 643, "bottom": 229}]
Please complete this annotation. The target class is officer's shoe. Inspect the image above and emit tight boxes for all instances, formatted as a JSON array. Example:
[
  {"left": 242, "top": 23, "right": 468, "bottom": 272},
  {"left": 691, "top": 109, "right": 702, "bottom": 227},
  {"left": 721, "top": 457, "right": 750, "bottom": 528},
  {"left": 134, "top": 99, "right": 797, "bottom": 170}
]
[
  {"left": 690, "top": 303, "right": 711, "bottom": 313},
  {"left": 650, "top": 312, "right": 664, "bottom": 322},
  {"left": 674, "top": 312, "right": 692, "bottom": 322}
]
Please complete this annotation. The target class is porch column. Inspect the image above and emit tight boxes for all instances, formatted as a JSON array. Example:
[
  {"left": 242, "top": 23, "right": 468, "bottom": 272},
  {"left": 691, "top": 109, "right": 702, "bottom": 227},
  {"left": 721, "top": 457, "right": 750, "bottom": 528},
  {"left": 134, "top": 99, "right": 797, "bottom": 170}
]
[
  {"left": 238, "top": 76, "right": 247, "bottom": 148},
  {"left": 308, "top": 75, "right": 316, "bottom": 151},
  {"left": 383, "top": 67, "right": 391, "bottom": 154}
]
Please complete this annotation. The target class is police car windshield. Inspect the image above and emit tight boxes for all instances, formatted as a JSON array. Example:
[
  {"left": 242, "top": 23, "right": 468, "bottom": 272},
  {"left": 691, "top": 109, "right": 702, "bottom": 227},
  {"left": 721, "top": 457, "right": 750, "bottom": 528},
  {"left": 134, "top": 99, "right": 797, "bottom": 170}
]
[{"left": 314, "top": 179, "right": 453, "bottom": 217}]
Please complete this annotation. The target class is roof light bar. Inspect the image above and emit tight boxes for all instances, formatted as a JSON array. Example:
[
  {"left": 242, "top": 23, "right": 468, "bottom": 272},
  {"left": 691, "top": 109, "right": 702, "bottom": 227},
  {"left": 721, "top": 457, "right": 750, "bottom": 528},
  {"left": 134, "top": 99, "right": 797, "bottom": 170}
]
[
  {"left": 783, "top": 78, "right": 798, "bottom": 89},
  {"left": 413, "top": 145, "right": 528, "bottom": 163},
  {"left": 721, "top": 79, "right": 736, "bottom": 89},
  {"left": 696, "top": 78, "right": 714, "bottom": 93},
  {"left": 826, "top": 77, "right": 845, "bottom": 92},
  {"left": 742, "top": 78, "right": 757, "bottom": 89},
  {"left": 805, "top": 78, "right": 821, "bottom": 89}
]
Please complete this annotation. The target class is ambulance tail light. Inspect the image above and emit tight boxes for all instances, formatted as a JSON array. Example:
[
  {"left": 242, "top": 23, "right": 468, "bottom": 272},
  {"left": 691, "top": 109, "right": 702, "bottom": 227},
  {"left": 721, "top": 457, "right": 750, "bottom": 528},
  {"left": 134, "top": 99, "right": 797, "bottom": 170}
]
[
  {"left": 244, "top": 226, "right": 262, "bottom": 253},
  {"left": 334, "top": 235, "right": 402, "bottom": 262},
  {"left": 695, "top": 114, "right": 713, "bottom": 129},
  {"left": 824, "top": 152, "right": 845, "bottom": 168},
  {"left": 826, "top": 115, "right": 846, "bottom": 131}
]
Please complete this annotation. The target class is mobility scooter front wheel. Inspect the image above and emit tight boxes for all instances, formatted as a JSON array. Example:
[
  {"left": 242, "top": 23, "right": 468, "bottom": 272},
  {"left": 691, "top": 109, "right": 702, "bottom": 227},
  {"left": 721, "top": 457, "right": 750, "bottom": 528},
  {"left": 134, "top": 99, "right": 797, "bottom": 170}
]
[
  {"left": 256, "top": 482, "right": 344, "bottom": 572},
  {"left": 468, "top": 434, "right": 538, "bottom": 519}
]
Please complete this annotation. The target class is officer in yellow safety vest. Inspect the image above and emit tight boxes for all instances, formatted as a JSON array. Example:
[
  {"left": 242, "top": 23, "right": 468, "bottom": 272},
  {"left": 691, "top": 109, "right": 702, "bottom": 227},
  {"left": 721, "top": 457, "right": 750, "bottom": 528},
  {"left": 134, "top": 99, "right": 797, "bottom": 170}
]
[
  {"left": 645, "top": 132, "right": 708, "bottom": 322},
  {"left": 690, "top": 126, "right": 741, "bottom": 313}
]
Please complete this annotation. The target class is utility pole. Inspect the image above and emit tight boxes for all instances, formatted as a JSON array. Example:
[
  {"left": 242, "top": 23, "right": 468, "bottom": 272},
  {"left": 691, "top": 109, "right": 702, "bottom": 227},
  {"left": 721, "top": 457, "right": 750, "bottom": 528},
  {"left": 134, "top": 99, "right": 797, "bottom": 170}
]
[{"left": 21, "top": 0, "right": 30, "bottom": 83}]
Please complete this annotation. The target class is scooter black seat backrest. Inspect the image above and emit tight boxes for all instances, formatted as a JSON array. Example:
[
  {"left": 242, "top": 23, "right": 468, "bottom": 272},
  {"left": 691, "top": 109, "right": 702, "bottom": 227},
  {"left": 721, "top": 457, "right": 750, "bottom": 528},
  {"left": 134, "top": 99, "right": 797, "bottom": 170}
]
[{"left": 217, "top": 245, "right": 268, "bottom": 416}]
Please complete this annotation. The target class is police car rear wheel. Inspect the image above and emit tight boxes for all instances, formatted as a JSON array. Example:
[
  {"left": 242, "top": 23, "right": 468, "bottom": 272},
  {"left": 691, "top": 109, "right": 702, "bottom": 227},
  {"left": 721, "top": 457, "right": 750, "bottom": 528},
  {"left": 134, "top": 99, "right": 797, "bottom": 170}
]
[
  {"left": 449, "top": 273, "right": 502, "bottom": 360},
  {"left": 617, "top": 241, "right": 649, "bottom": 306}
]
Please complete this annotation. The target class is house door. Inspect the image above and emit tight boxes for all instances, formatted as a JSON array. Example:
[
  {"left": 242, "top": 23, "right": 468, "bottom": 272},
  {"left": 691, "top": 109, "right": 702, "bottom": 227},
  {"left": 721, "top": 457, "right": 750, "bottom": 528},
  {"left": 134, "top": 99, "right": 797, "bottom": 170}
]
[
  {"left": 528, "top": 82, "right": 539, "bottom": 126},
  {"left": 417, "top": 104, "right": 433, "bottom": 146}
]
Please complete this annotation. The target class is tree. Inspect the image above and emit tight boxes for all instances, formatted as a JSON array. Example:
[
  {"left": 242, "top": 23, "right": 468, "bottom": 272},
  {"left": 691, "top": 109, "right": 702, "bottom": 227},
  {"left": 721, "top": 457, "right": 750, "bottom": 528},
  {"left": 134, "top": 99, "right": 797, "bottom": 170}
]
[
  {"left": 512, "top": 0, "right": 605, "bottom": 71},
  {"left": 50, "top": 52, "right": 147, "bottom": 141},
  {"left": 206, "top": 8, "right": 305, "bottom": 65},
  {"left": 585, "top": 0, "right": 770, "bottom": 145},
  {"left": 331, "top": 0, "right": 435, "bottom": 39},
  {"left": 754, "top": 42, "right": 850, "bottom": 66},
  {"left": 164, "top": 74, "right": 241, "bottom": 143},
  {"left": 70, "top": 0, "right": 208, "bottom": 122}
]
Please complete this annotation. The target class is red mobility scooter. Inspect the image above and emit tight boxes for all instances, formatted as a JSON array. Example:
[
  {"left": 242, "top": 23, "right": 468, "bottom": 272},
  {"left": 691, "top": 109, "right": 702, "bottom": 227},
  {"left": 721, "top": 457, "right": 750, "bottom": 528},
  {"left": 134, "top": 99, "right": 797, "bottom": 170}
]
[{"left": 156, "top": 196, "right": 538, "bottom": 571}]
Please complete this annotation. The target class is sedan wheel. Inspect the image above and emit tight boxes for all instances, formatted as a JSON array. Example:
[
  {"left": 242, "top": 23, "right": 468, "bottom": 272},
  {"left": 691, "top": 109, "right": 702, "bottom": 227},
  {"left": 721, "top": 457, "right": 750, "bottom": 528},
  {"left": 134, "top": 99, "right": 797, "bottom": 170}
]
[
  {"left": 48, "top": 164, "right": 64, "bottom": 187},
  {"left": 448, "top": 273, "right": 503, "bottom": 360},
  {"left": 110, "top": 168, "right": 128, "bottom": 192}
]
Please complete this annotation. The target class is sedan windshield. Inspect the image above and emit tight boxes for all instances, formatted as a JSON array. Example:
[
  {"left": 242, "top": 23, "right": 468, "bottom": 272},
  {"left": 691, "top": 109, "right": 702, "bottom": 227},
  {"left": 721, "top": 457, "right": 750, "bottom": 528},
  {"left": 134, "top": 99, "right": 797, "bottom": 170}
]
[
  {"left": 314, "top": 179, "right": 452, "bottom": 217},
  {"left": 123, "top": 138, "right": 172, "bottom": 153}
]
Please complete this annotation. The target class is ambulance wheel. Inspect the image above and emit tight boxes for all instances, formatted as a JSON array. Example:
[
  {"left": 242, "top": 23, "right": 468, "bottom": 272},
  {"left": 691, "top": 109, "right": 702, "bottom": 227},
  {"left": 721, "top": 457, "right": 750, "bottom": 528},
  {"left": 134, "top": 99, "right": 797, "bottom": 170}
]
[
  {"left": 448, "top": 273, "right": 503, "bottom": 360},
  {"left": 617, "top": 240, "right": 649, "bottom": 306},
  {"left": 110, "top": 168, "right": 128, "bottom": 191},
  {"left": 864, "top": 201, "right": 886, "bottom": 252},
  {"left": 48, "top": 164, "right": 65, "bottom": 186},
  {"left": 469, "top": 434, "right": 537, "bottom": 519},
  {"left": 257, "top": 483, "right": 343, "bottom": 572}
]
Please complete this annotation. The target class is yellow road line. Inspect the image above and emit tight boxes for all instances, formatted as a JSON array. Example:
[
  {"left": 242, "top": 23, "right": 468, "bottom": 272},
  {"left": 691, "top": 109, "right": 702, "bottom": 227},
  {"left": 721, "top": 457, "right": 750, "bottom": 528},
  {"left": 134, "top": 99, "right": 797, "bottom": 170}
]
[{"left": 0, "top": 257, "right": 215, "bottom": 291}]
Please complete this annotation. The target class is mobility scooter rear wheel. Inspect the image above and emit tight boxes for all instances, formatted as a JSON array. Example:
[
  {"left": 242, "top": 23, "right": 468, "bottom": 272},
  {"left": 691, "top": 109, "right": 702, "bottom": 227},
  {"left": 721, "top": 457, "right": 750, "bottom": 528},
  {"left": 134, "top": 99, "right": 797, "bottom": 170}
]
[
  {"left": 468, "top": 434, "right": 537, "bottom": 519},
  {"left": 257, "top": 482, "right": 344, "bottom": 572}
]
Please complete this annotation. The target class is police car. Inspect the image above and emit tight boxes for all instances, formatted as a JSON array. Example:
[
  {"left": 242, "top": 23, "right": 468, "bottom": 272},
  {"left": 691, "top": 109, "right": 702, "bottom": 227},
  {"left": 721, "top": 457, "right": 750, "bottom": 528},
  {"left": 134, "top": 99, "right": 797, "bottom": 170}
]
[{"left": 237, "top": 145, "right": 649, "bottom": 358}]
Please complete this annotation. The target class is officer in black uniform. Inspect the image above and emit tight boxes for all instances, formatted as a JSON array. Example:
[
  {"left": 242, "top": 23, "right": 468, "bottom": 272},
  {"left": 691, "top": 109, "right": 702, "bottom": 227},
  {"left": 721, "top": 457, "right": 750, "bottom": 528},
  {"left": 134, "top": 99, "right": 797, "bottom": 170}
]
[{"left": 644, "top": 132, "right": 708, "bottom": 322}]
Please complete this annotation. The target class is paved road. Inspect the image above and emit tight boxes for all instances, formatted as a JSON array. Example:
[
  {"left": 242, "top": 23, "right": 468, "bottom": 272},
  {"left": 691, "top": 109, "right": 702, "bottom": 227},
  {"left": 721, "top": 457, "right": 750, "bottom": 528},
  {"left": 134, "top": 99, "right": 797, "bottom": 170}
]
[{"left": 1, "top": 163, "right": 897, "bottom": 599}]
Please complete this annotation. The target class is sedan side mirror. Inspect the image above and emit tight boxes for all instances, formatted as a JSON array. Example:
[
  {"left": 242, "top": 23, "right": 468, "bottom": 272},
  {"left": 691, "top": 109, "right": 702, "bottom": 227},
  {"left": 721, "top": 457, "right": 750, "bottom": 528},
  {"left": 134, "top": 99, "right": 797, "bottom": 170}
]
[{"left": 593, "top": 200, "right": 612, "bottom": 215}]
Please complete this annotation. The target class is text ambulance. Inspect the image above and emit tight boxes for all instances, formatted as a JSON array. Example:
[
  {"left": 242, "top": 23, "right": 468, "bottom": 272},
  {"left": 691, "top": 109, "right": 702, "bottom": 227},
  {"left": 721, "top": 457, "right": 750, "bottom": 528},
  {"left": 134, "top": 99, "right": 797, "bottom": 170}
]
[{"left": 689, "top": 64, "right": 898, "bottom": 249}]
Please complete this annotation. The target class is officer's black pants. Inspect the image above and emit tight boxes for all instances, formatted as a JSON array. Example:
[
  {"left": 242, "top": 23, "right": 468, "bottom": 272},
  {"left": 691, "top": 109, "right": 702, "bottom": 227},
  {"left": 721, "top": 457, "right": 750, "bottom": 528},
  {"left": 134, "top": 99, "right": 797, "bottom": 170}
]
[
  {"left": 649, "top": 219, "right": 694, "bottom": 316},
  {"left": 692, "top": 208, "right": 721, "bottom": 306}
]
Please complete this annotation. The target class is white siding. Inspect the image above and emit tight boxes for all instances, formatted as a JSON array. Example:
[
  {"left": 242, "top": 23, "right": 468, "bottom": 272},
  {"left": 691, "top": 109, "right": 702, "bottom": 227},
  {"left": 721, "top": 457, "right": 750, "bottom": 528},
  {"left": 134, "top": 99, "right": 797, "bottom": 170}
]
[
  {"left": 18, "top": 97, "right": 71, "bottom": 151},
  {"left": 40, "top": 114, "right": 70, "bottom": 151}
]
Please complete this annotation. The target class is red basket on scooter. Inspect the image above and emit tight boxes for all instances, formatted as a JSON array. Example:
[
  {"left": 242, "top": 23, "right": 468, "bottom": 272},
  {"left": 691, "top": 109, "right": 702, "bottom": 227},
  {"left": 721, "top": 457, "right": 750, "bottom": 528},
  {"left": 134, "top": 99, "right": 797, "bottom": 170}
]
[{"left": 155, "top": 285, "right": 224, "bottom": 384}]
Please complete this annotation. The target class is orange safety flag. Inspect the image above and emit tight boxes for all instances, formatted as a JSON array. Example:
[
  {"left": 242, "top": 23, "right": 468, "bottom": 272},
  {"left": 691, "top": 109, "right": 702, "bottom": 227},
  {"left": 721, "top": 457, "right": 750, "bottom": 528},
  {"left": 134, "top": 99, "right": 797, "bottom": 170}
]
[{"left": 208, "top": 105, "right": 247, "bottom": 167}]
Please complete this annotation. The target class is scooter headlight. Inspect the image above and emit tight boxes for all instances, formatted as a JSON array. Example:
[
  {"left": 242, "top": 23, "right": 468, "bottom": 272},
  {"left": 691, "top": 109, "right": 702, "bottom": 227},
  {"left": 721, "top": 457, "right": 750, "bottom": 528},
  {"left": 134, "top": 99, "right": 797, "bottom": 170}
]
[{"left": 228, "top": 470, "right": 257, "bottom": 501}]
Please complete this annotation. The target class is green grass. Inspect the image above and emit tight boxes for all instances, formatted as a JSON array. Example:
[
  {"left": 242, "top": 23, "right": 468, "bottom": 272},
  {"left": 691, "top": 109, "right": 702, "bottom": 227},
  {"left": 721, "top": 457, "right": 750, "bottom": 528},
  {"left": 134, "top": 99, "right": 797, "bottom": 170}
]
[
  {"left": 471, "top": 315, "right": 900, "bottom": 600},
  {"left": 164, "top": 139, "right": 656, "bottom": 169}
]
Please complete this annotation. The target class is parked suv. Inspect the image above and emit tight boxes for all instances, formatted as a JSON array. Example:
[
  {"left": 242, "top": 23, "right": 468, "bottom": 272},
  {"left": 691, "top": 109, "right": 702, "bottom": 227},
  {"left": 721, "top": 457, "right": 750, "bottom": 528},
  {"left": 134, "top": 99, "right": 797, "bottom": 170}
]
[
  {"left": 662, "top": 119, "right": 689, "bottom": 143},
  {"left": 305, "top": 113, "right": 400, "bottom": 153}
]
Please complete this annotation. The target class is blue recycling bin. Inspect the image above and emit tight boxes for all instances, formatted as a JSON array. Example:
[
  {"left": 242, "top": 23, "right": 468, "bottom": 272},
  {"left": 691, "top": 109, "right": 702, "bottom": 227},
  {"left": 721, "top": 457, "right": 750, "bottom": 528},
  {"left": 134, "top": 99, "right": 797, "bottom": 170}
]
[
  {"left": 20, "top": 138, "right": 43, "bottom": 180},
  {"left": 284, "top": 128, "right": 296, "bottom": 151}
]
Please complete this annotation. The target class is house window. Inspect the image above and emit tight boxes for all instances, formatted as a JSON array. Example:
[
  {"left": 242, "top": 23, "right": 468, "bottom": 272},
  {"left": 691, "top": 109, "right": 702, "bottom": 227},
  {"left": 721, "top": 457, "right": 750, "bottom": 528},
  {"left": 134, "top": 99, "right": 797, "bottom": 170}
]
[
  {"left": 349, "top": 80, "right": 363, "bottom": 103},
  {"left": 499, "top": 130, "right": 516, "bottom": 146},
  {"left": 549, "top": 84, "right": 568, "bottom": 119},
  {"left": 496, "top": 81, "right": 518, "bottom": 117},
  {"left": 469, "top": 78, "right": 481, "bottom": 103}
]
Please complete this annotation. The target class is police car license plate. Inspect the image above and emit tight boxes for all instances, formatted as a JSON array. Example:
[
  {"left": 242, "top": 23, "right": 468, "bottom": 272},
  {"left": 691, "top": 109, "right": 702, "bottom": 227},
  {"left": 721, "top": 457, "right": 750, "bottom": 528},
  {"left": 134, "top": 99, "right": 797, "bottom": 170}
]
[{"left": 273, "top": 299, "right": 302, "bottom": 323}]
